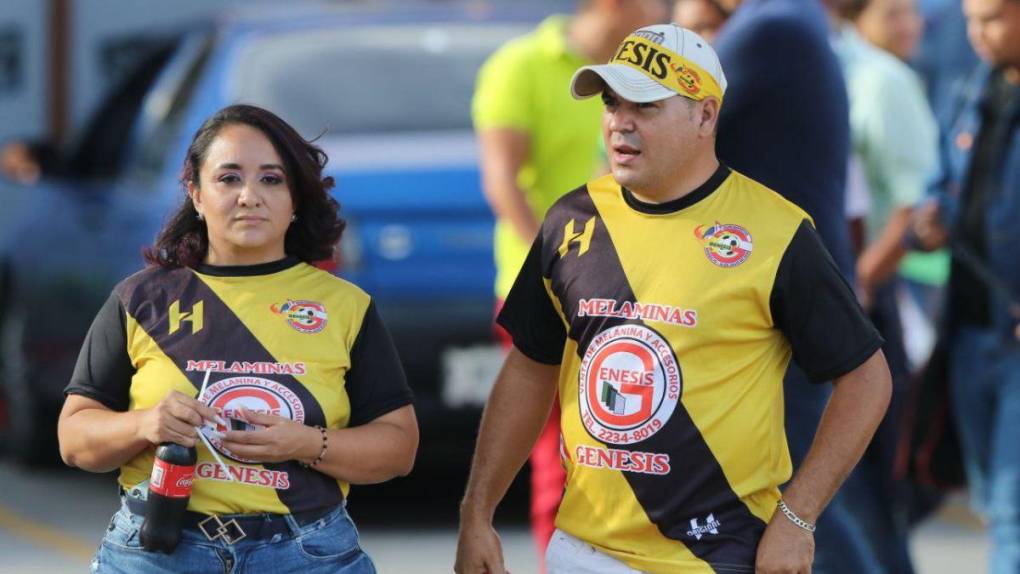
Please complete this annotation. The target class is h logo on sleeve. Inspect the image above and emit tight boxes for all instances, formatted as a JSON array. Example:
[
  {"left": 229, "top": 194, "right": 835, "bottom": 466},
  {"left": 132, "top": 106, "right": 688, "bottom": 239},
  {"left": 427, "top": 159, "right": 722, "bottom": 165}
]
[
  {"left": 557, "top": 217, "right": 597, "bottom": 258},
  {"left": 169, "top": 300, "right": 204, "bottom": 335}
]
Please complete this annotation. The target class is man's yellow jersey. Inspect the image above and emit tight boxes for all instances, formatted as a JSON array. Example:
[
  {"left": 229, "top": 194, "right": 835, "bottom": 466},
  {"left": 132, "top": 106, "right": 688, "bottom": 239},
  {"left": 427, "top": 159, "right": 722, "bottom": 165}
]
[{"left": 498, "top": 166, "right": 882, "bottom": 573}]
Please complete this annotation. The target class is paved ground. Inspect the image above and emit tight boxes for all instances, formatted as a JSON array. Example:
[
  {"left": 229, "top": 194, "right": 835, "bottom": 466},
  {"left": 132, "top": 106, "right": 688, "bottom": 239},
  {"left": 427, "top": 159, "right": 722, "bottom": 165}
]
[{"left": 0, "top": 461, "right": 988, "bottom": 573}]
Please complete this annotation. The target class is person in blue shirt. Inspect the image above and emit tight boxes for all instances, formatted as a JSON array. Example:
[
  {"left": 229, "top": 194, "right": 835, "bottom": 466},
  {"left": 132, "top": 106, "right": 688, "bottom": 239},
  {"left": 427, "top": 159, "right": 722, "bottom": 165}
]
[
  {"left": 912, "top": 0, "right": 1020, "bottom": 570},
  {"left": 712, "top": 0, "right": 887, "bottom": 572}
]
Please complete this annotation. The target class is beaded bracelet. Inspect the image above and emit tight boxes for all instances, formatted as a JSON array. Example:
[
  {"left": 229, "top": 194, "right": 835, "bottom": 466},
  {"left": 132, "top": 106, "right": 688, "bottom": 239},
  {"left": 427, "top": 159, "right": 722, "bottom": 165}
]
[
  {"left": 302, "top": 426, "right": 328, "bottom": 468},
  {"left": 777, "top": 500, "right": 816, "bottom": 533}
]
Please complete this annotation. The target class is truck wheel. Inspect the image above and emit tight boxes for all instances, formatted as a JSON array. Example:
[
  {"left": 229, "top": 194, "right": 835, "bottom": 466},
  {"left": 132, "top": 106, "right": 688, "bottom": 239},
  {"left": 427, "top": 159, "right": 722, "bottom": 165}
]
[{"left": 1, "top": 312, "right": 53, "bottom": 466}]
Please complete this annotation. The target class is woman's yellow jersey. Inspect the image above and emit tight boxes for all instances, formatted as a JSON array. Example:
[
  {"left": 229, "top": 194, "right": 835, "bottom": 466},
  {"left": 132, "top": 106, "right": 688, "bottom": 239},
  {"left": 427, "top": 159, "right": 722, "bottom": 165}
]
[{"left": 66, "top": 258, "right": 413, "bottom": 516}]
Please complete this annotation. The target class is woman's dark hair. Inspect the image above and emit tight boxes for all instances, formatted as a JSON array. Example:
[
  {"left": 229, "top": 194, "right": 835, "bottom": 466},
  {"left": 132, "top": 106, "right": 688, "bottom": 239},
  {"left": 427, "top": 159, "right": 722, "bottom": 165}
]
[{"left": 144, "top": 104, "right": 344, "bottom": 268}]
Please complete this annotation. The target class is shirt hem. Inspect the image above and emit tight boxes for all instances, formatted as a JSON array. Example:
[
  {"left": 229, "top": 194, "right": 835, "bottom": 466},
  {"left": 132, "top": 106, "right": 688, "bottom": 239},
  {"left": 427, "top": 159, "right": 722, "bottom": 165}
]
[
  {"left": 805, "top": 335, "right": 884, "bottom": 383},
  {"left": 64, "top": 387, "right": 128, "bottom": 412},
  {"left": 348, "top": 394, "right": 414, "bottom": 427}
]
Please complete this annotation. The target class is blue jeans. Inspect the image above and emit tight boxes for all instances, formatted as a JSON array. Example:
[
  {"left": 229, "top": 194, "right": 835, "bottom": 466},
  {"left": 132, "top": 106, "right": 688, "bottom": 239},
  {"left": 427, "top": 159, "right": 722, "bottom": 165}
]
[
  {"left": 91, "top": 500, "right": 376, "bottom": 574},
  {"left": 950, "top": 326, "right": 1020, "bottom": 574}
]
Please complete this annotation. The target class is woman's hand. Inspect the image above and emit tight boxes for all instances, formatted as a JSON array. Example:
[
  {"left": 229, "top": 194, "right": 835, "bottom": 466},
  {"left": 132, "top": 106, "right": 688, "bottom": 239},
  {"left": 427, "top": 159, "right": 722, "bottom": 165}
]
[
  {"left": 218, "top": 408, "right": 320, "bottom": 463},
  {"left": 137, "top": 390, "right": 221, "bottom": 448}
]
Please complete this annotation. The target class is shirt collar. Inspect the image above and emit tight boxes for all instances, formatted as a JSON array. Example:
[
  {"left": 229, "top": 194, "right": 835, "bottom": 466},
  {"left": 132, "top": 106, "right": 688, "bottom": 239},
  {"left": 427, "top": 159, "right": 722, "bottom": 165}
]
[
  {"left": 622, "top": 164, "right": 732, "bottom": 215},
  {"left": 192, "top": 256, "right": 301, "bottom": 277}
]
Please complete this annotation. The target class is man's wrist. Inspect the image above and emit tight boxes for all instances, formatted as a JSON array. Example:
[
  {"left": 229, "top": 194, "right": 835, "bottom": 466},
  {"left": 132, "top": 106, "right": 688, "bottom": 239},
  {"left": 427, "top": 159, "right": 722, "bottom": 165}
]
[
  {"left": 459, "top": 498, "right": 496, "bottom": 523},
  {"left": 777, "top": 499, "right": 817, "bottom": 533}
]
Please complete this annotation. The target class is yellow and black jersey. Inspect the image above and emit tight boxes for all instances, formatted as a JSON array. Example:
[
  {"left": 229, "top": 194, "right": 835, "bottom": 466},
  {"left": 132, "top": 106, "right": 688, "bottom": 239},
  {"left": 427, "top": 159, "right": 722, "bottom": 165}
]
[
  {"left": 497, "top": 165, "right": 882, "bottom": 573},
  {"left": 65, "top": 257, "right": 413, "bottom": 516}
]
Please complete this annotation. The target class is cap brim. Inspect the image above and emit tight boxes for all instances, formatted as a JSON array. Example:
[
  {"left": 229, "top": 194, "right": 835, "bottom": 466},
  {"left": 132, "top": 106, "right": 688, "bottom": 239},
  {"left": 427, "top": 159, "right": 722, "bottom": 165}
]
[{"left": 570, "top": 64, "right": 677, "bottom": 103}]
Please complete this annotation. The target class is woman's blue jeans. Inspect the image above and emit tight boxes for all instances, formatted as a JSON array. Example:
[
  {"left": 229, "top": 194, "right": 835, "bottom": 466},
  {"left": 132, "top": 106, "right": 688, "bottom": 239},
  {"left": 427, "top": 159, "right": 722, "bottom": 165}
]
[{"left": 90, "top": 499, "right": 376, "bottom": 574}]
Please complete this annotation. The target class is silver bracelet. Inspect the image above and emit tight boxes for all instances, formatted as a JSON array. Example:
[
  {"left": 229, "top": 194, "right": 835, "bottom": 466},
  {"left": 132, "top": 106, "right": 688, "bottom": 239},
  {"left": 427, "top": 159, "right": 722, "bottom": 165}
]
[{"left": 777, "top": 500, "right": 816, "bottom": 533}]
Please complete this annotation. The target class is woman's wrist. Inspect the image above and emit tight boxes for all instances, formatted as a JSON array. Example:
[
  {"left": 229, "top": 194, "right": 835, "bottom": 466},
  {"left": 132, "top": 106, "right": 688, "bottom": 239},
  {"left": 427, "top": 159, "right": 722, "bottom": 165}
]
[
  {"left": 128, "top": 409, "right": 154, "bottom": 446},
  {"left": 299, "top": 425, "right": 328, "bottom": 467}
]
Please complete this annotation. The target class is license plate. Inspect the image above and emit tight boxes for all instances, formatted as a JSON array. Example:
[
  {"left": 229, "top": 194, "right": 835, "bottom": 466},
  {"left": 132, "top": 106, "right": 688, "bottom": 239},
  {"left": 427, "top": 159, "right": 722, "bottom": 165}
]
[{"left": 440, "top": 344, "right": 506, "bottom": 408}]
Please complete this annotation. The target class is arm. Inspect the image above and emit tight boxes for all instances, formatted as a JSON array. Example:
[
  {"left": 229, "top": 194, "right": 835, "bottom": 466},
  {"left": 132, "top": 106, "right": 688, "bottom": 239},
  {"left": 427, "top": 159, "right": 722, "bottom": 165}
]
[
  {"left": 220, "top": 404, "right": 418, "bottom": 484},
  {"left": 455, "top": 347, "right": 560, "bottom": 574},
  {"left": 58, "top": 391, "right": 218, "bottom": 473},
  {"left": 856, "top": 206, "right": 913, "bottom": 306},
  {"left": 478, "top": 128, "right": 539, "bottom": 243},
  {"left": 313, "top": 405, "right": 418, "bottom": 483},
  {"left": 472, "top": 40, "right": 538, "bottom": 245},
  {"left": 909, "top": 89, "right": 956, "bottom": 253},
  {"left": 220, "top": 299, "right": 417, "bottom": 483},
  {"left": 862, "top": 74, "right": 938, "bottom": 269},
  {"left": 755, "top": 350, "right": 892, "bottom": 573}
]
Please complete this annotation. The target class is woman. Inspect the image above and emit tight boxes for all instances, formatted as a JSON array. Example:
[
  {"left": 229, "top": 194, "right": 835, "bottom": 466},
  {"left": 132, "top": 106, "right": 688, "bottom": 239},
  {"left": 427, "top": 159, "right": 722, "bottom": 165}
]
[
  {"left": 57, "top": 104, "right": 418, "bottom": 573},
  {"left": 841, "top": 0, "right": 923, "bottom": 61}
]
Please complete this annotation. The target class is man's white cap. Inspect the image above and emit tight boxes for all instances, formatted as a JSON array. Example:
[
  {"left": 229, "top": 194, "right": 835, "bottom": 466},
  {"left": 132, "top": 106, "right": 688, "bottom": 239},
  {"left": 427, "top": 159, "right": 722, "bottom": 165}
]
[{"left": 570, "top": 24, "right": 727, "bottom": 104}]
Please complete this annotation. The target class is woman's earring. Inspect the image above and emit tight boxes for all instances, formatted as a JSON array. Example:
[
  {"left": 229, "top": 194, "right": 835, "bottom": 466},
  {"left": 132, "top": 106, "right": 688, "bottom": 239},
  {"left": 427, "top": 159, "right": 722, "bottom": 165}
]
[
  {"left": 291, "top": 214, "right": 297, "bottom": 222},
  {"left": 196, "top": 212, "right": 205, "bottom": 221}
]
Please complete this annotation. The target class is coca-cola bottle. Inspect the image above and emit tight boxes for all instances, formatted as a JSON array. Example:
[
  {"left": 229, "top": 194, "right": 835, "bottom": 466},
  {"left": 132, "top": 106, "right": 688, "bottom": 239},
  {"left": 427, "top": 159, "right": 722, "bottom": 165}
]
[{"left": 139, "top": 442, "right": 197, "bottom": 553}]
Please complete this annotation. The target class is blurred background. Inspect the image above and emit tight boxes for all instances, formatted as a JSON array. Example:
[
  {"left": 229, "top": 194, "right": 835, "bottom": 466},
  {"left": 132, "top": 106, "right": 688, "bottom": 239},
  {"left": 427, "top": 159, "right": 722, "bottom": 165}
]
[{"left": 0, "top": 0, "right": 998, "bottom": 572}]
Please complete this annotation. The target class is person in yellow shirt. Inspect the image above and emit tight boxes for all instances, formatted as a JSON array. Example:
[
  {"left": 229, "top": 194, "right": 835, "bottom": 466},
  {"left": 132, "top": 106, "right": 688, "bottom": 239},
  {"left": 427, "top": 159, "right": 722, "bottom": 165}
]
[
  {"left": 458, "top": 23, "right": 891, "bottom": 574},
  {"left": 472, "top": 0, "right": 669, "bottom": 562},
  {"left": 58, "top": 105, "right": 418, "bottom": 573}
]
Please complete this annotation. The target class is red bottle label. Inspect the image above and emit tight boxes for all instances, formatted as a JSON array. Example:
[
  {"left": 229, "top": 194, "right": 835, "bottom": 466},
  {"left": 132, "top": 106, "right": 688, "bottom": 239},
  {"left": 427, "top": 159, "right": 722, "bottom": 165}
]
[{"left": 150, "top": 458, "right": 195, "bottom": 498}]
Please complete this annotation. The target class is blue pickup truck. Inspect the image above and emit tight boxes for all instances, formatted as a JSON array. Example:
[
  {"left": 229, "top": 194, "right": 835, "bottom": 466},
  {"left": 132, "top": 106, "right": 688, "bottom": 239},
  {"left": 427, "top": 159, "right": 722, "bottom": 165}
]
[{"left": 0, "top": 3, "right": 555, "bottom": 466}]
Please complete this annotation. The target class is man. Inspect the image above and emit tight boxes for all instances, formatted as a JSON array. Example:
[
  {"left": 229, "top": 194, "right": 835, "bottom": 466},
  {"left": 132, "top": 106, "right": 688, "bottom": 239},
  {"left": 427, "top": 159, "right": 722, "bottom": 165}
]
[
  {"left": 912, "top": 0, "right": 1020, "bottom": 569},
  {"left": 457, "top": 24, "right": 891, "bottom": 574},
  {"left": 472, "top": 0, "right": 668, "bottom": 557}
]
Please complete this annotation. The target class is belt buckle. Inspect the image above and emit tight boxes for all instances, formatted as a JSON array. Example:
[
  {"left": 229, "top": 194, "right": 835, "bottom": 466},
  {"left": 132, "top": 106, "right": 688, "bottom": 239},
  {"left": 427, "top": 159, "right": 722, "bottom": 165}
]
[{"left": 198, "top": 515, "right": 247, "bottom": 545}]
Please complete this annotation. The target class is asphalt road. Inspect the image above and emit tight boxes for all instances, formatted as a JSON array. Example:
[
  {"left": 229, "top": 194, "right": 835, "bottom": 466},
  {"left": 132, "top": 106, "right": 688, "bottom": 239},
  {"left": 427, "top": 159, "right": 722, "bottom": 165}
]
[{"left": 0, "top": 460, "right": 988, "bottom": 573}]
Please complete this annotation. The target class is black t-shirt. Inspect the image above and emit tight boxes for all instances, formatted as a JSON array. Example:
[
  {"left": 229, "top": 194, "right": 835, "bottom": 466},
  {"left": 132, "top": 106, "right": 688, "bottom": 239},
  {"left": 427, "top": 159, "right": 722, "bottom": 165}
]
[{"left": 954, "top": 69, "right": 1020, "bottom": 326}]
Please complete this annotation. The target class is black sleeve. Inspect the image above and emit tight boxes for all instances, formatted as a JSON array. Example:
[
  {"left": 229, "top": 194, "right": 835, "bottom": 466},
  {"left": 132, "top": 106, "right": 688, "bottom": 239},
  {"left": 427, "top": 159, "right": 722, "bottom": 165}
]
[
  {"left": 770, "top": 220, "right": 884, "bottom": 383},
  {"left": 346, "top": 301, "right": 415, "bottom": 426},
  {"left": 64, "top": 292, "right": 134, "bottom": 411},
  {"left": 495, "top": 233, "right": 567, "bottom": 364}
]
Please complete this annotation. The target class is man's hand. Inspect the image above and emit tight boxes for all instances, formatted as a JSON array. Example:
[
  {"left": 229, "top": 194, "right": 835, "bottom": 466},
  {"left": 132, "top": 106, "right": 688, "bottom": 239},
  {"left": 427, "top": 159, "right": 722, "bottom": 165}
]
[
  {"left": 755, "top": 510, "right": 814, "bottom": 573},
  {"left": 911, "top": 201, "right": 948, "bottom": 251},
  {"left": 455, "top": 515, "right": 508, "bottom": 574}
]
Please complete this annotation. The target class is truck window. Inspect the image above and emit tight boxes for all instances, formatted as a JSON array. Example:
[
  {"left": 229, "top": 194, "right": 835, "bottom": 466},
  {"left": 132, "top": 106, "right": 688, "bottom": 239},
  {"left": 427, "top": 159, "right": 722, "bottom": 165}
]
[{"left": 229, "top": 24, "right": 529, "bottom": 138}]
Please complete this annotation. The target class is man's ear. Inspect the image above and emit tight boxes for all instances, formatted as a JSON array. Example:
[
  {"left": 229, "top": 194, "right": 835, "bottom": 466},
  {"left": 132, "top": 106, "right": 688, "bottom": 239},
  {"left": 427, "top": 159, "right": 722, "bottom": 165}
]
[{"left": 700, "top": 97, "right": 721, "bottom": 136}]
